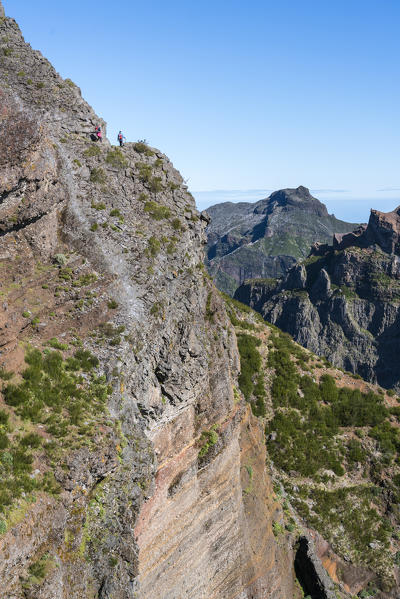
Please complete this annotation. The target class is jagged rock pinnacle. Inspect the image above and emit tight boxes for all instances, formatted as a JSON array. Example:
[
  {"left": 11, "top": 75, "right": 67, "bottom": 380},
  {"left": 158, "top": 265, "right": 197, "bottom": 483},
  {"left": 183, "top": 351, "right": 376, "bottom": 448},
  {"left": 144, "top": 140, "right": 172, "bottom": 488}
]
[{"left": 0, "top": 2, "right": 5, "bottom": 18}]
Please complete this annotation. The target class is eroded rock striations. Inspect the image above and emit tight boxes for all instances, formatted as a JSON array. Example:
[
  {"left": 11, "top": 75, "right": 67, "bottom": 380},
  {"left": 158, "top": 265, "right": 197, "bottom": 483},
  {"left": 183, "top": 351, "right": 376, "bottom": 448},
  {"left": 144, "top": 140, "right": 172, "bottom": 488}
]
[
  {"left": 235, "top": 205, "right": 400, "bottom": 389},
  {"left": 0, "top": 4, "right": 300, "bottom": 598},
  {"left": 206, "top": 186, "right": 357, "bottom": 295}
]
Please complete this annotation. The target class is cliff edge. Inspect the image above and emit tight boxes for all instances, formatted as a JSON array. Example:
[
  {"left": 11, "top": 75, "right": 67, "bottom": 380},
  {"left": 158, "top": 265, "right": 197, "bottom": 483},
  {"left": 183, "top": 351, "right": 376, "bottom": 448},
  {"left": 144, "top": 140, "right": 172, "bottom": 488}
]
[{"left": 0, "top": 4, "right": 299, "bottom": 598}]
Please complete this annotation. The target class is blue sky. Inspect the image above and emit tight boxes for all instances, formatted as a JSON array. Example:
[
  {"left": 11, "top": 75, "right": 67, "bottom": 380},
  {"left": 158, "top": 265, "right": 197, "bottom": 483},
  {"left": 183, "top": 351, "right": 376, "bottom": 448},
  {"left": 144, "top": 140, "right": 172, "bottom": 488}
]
[{"left": 4, "top": 0, "right": 400, "bottom": 221}]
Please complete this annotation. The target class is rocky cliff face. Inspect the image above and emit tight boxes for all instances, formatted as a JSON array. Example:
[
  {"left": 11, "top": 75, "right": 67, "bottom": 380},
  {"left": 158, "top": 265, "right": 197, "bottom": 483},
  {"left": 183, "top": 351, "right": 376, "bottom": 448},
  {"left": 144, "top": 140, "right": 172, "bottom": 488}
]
[
  {"left": 206, "top": 186, "right": 357, "bottom": 295},
  {"left": 0, "top": 5, "right": 300, "bottom": 598},
  {"left": 223, "top": 296, "right": 400, "bottom": 598},
  {"left": 235, "top": 205, "right": 400, "bottom": 389}
]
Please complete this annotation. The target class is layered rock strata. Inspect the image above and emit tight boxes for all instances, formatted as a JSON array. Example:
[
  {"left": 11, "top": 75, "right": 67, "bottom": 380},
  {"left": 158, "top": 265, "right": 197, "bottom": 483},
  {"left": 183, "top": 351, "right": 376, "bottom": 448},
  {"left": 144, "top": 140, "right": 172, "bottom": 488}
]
[{"left": 0, "top": 4, "right": 299, "bottom": 598}]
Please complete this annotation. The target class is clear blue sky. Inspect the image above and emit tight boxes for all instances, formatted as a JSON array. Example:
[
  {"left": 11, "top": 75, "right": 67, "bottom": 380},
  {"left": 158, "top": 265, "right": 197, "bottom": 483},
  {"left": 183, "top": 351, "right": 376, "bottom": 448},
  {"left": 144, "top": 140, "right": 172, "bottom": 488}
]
[{"left": 4, "top": 0, "right": 400, "bottom": 221}]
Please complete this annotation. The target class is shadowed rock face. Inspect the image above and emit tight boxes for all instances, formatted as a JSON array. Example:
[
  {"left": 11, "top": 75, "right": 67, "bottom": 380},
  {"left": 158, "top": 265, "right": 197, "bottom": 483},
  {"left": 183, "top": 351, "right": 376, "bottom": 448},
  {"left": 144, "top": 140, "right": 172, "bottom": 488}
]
[
  {"left": 0, "top": 5, "right": 300, "bottom": 599},
  {"left": 235, "top": 206, "right": 400, "bottom": 389},
  {"left": 294, "top": 537, "right": 336, "bottom": 599},
  {"left": 206, "top": 186, "right": 357, "bottom": 295}
]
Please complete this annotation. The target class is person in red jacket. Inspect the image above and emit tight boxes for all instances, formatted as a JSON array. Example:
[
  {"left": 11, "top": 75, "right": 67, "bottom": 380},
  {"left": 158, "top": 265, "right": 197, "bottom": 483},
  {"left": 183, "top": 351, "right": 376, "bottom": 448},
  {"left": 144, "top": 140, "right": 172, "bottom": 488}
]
[{"left": 117, "top": 131, "right": 126, "bottom": 147}]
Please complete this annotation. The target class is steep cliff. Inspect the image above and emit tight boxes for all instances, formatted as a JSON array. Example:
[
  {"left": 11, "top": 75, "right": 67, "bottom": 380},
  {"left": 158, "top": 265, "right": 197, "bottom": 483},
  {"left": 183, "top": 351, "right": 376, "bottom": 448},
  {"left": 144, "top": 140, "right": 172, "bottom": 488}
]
[
  {"left": 225, "top": 295, "right": 400, "bottom": 598},
  {"left": 206, "top": 186, "right": 357, "bottom": 295},
  {"left": 235, "top": 205, "right": 400, "bottom": 390},
  {"left": 0, "top": 5, "right": 300, "bottom": 599}
]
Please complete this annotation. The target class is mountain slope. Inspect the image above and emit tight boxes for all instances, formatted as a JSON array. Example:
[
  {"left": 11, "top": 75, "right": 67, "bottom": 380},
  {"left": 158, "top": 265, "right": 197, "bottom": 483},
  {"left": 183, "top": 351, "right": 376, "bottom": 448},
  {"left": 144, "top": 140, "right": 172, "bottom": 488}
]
[
  {"left": 206, "top": 186, "right": 358, "bottom": 295},
  {"left": 0, "top": 5, "right": 300, "bottom": 599},
  {"left": 235, "top": 205, "right": 400, "bottom": 389},
  {"left": 2, "top": 4, "right": 398, "bottom": 599},
  {"left": 225, "top": 295, "right": 400, "bottom": 598}
]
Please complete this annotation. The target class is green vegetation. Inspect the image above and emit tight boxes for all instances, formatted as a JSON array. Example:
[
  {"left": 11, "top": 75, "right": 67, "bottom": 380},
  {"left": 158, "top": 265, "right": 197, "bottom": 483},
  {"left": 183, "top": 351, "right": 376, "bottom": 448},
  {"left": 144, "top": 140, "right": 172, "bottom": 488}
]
[
  {"left": 171, "top": 218, "right": 183, "bottom": 231},
  {"left": 148, "top": 176, "right": 164, "bottom": 193},
  {"left": 54, "top": 253, "right": 67, "bottom": 265},
  {"left": 92, "top": 322, "right": 125, "bottom": 347},
  {"left": 90, "top": 223, "right": 98, "bottom": 232},
  {"left": 0, "top": 346, "right": 111, "bottom": 526},
  {"left": 91, "top": 202, "right": 106, "bottom": 211},
  {"left": 107, "top": 299, "right": 118, "bottom": 309},
  {"left": 136, "top": 162, "right": 165, "bottom": 193},
  {"left": 198, "top": 425, "right": 219, "bottom": 458},
  {"left": 226, "top": 297, "right": 399, "bottom": 584},
  {"left": 337, "top": 285, "right": 358, "bottom": 299},
  {"left": 84, "top": 145, "right": 101, "bottom": 157},
  {"left": 22, "top": 552, "right": 55, "bottom": 588},
  {"left": 106, "top": 148, "right": 128, "bottom": 169},
  {"left": 291, "top": 484, "right": 391, "bottom": 567},
  {"left": 237, "top": 333, "right": 266, "bottom": 417},
  {"left": 237, "top": 334, "right": 261, "bottom": 400},
  {"left": 150, "top": 301, "right": 164, "bottom": 317},
  {"left": 266, "top": 330, "right": 389, "bottom": 478},
  {"left": 47, "top": 337, "right": 69, "bottom": 350},
  {"left": 90, "top": 167, "right": 106, "bottom": 185},
  {"left": 272, "top": 521, "right": 285, "bottom": 536},
  {"left": 136, "top": 162, "right": 152, "bottom": 183},
  {"left": 133, "top": 142, "right": 154, "bottom": 156},
  {"left": 0, "top": 369, "right": 13, "bottom": 382},
  {"left": 146, "top": 236, "right": 161, "bottom": 258}
]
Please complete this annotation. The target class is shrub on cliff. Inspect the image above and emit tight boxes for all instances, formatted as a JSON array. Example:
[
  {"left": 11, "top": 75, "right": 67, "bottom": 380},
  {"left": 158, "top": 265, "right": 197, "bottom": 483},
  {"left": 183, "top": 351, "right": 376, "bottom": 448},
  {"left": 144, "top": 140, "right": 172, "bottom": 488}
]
[
  {"left": 0, "top": 347, "right": 111, "bottom": 519},
  {"left": 237, "top": 333, "right": 262, "bottom": 400},
  {"left": 144, "top": 201, "right": 170, "bottom": 220},
  {"left": 90, "top": 167, "right": 106, "bottom": 185},
  {"left": 106, "top": 148, "right": 128, "bottom": 169}
]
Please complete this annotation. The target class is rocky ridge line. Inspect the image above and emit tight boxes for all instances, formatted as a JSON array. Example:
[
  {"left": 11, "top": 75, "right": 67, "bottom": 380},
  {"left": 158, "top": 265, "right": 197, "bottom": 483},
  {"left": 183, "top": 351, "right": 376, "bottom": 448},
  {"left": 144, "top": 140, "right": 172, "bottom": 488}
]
[
  {"left": 0, "top": 4, "right": 300, "bottom": 599},
  {"left": 235, "top": 204, "right": 400, "bottom": 388},
  {"left": 206, "top": 185, "right": 357, "bottom": 295}
]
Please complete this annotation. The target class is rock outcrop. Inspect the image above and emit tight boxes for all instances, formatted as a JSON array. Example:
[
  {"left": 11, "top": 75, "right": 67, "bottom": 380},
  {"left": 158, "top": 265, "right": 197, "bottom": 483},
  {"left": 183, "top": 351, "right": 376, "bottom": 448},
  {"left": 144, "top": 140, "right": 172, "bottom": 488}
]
[
  {"left": 235, "top": 205, "right": 400, "bottom": 389},
  {"left": 0, "top": 4, "right": 300, "bottom": 598},
  {"left": 206, "top": 186, "right": 357, "bottom": 295}
]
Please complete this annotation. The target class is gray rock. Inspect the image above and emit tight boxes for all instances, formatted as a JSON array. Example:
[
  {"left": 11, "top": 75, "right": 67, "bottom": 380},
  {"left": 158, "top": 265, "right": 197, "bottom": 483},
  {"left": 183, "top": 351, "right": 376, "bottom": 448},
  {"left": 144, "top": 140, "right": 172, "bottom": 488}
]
[
  {"left": 206, "top": 186, "right": 357, "bottom": 295},
  {"left": 286, "top": 263, "right": 307, "bottom": 290}
]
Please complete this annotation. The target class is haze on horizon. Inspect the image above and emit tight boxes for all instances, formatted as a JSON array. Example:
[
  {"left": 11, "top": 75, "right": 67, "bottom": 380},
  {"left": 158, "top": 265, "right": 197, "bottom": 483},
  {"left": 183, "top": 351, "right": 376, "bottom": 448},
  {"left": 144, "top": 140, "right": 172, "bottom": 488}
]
[{"left": 5, "top": 0, "right": 400, "bottom": 223}]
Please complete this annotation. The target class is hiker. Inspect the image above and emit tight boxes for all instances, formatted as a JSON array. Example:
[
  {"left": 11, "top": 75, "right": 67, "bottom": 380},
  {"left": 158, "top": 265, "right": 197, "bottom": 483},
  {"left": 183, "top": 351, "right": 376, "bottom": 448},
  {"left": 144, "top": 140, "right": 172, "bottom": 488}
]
[
  {"left": 96, "top": 126, "right": 103, "bottom": 142},
  {"left": 117, "top": 131, "right": 126, "bottom": 147}
]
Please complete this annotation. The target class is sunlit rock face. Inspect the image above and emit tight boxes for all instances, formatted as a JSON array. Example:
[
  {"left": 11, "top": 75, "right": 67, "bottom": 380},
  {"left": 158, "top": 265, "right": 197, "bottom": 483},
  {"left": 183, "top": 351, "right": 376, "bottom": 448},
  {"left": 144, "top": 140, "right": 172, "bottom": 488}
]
[
  {"left": 0, "top": 4, "right": 299, "bottom": 598},
  {"left": 235, "top": 206, "right": 400, "bottom": 389}
]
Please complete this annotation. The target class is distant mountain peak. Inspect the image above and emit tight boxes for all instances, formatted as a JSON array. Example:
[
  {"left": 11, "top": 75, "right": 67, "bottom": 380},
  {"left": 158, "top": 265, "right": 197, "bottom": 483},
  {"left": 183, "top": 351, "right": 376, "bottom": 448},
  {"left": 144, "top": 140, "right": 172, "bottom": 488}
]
[
  {"left": 253, "top": 186, "right": 328, "bottom": 217},
  {"left": 206, "top": 187, "right": 357, "bottom": 295}
]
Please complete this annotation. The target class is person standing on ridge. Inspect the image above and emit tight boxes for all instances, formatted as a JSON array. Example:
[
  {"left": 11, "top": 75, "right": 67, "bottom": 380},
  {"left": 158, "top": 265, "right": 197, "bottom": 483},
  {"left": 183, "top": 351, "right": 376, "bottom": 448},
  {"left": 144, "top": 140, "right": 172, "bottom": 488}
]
[
  {"left": 117, "top": 131, "right": 126, "bottom": 147},
  {"left": 96, "top": 126, "right": 103, "bottom": 143}
]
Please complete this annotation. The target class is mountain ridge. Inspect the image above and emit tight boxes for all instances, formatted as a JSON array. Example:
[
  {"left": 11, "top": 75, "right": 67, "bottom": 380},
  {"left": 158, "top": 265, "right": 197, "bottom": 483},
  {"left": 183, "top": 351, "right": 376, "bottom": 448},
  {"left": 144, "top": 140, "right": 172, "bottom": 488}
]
[
  {"left": 0, "top": 6, "right": 301, "bottom": 599},
  {"left": 206, "top": 185, "right": 358, "bottom": 295},
  {"left": 235, "top": 204, "right": 400, "bottom": 389},
  {"left": 2, "top": 2, "right": 400, "bottom": 598}
]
